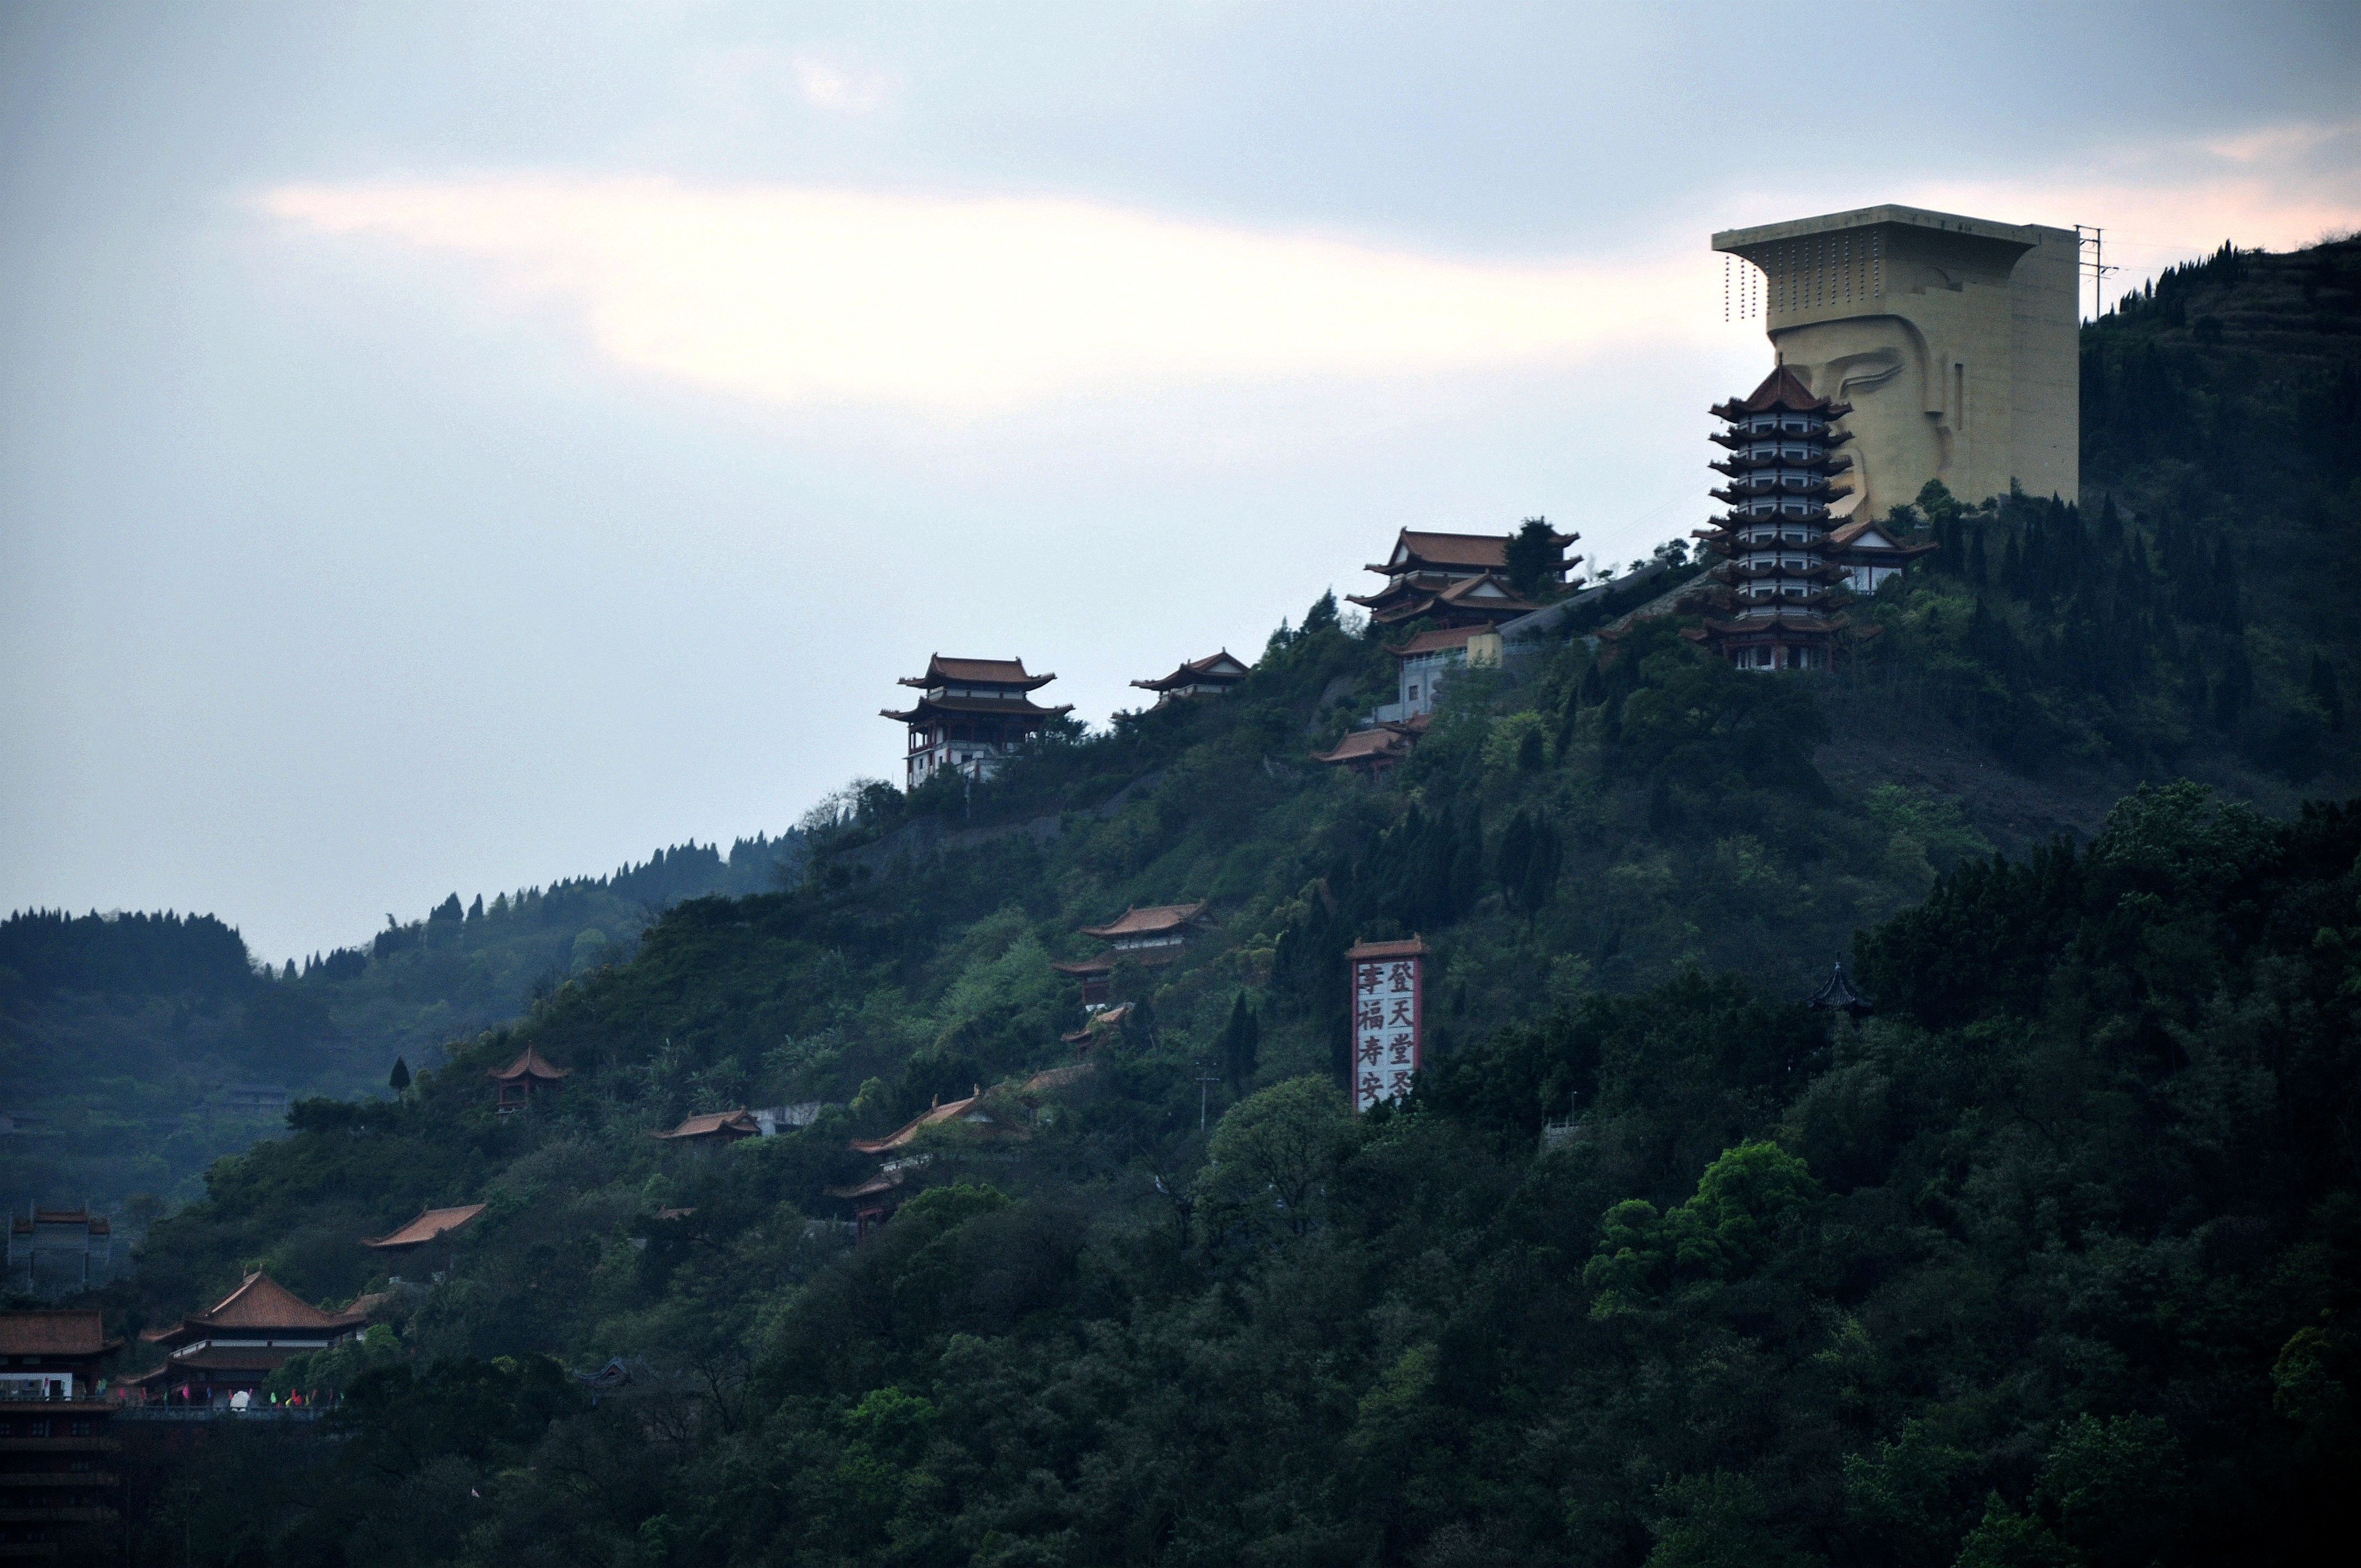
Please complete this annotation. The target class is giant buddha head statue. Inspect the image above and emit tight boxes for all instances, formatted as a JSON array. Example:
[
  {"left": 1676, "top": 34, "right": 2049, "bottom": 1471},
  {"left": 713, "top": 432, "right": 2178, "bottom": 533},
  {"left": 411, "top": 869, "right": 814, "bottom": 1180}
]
[{"left": 1770, "top": 315, "right": 1946, "bottom": 521}]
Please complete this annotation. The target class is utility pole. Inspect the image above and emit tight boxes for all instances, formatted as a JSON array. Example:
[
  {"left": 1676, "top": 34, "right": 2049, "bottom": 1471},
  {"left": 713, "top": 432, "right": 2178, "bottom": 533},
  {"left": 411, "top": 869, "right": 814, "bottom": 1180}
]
[
  {"left": 1193, "top": 1062, "right": 1221, "bottom": 1131},
  {"left": 2076, "top": 224, "right": 2118, "bottom": 322}
]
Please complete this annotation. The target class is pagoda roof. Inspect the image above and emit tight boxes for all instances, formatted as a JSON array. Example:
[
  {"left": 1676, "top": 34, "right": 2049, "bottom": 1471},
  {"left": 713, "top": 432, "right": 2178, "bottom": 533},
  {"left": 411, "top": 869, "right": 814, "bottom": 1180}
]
[
  {"left": 361, "top": 1204, "right": 487, "bottom": 1251},
  {"left": 850, "top": 1090, "right": 1024, "bottom": 1156},
  {"left": 1346, "top": 937, "right": 1430, "bottom": 961},
  {"left": 1370, "top": 526, "right": 1576, "bottom": 578},
  {"left": 900, "top": 655, "right": 1055, "bottom": 691},
  {"left": 651, "top": 1109, "right": 762, "bottom": 1142},
  {"left": 488, "top": 1046, "right": 569, "bottom": 1084},
  {"left": 1132, "top": 651, "right": 1252, "bottom": 693},
  {"left": 1711, "top": 365, "right": 1852, "bottom": 420},
  {"left": 1050, "top": 954, "right": 1116, "bottom": 977},
  {"left": 0, "top": 1310, "right": 118, "bottom": 1359},
  {"left": 1809, "top": 962, "right": 1872, "bottom": 1016},
  {"left": 144, "top": 1273, "right": 368, "bottom": 1346},
  {"left": 882, "top": 694, "right": 1073, "bottom": 723},
  {"left": 1080, "top": 902, "right": 1210, "bottom": 940}
]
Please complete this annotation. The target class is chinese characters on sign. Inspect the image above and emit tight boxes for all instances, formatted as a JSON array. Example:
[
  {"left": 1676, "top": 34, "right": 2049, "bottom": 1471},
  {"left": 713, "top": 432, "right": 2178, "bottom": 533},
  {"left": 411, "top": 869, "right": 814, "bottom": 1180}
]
[{"left": 1346, "top": 938, "right": 1427, "bottom": 1114}]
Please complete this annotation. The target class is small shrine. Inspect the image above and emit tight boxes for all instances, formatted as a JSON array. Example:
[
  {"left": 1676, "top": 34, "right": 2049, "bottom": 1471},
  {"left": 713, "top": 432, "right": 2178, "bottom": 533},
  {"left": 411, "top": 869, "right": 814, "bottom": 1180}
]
[
  {"left": 1051, "top": 902, "right": 1215, "bottom": 1008},
  {"left": 1348, "top": 527, "right": 1579, "bottom": 630},
  {"left": 883, "top": 655, "right": 1073, "bottom": 790},
  {"left": 488, "top": 1046, "right": 569, "bottom": 1114},
  {"left": 1131, "top": 651, "right": 1250, "bottom": 706},
  {"left": 130, "top": 1273, "right": 367, "bottom": 1404},
  {"left": 1809, "top": 962, "right": 1873, "bottom": 1017},
  {"left": 650, "top": 1109, "right": 763, "bottom": 1147}
]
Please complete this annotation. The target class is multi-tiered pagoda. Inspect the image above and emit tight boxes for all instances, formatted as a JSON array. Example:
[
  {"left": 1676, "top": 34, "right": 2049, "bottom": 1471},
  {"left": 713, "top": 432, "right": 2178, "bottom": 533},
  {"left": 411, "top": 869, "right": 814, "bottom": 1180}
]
[
  {"left": 883, "top": 656, "right": 1072, "bottom": 789},
  {"left": 1690, "top": 367, "right": 1858, "bottom": 671},
  {"left": 1347, "top": 527, "right": 1580, "bottom": 630}
]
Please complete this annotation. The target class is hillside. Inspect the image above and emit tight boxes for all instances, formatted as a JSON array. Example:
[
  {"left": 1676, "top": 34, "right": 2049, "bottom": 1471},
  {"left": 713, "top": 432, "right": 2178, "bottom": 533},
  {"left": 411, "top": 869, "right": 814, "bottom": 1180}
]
[
  {"left": 0, "top": 834, "right": 801, "bottom": 1221},
  {"left": 39, "top": 235, "right": 2361, "bottom": 1565}
]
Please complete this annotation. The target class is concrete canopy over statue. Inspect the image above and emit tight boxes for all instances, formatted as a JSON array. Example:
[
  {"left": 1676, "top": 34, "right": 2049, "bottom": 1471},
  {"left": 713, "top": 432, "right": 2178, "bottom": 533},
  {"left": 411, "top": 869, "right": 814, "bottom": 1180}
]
[{"left": 1714, "top": 204, "right": 2079, "bottom": 520}]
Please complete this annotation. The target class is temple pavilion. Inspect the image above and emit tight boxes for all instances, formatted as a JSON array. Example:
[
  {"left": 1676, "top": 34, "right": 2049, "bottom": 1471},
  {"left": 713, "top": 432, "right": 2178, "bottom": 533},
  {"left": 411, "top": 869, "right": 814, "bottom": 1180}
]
[
  {"left": 1130, "top": 651, "right": 1250, "bottom": 707},
  {"left": 361, "top": 1203, "right": 485, "bottom": 1280},
  {"left": 130, "top": 1273, "right": 366, "bottom": 1404},
  {"left": 650, "top": 1109, "right": 763, "bottom": 1147},
  {"left": 1689, "top": 366, "right": 1864, "bottom": 671},
  {"left": 1051, "top": 902, "right": 1215, "bottom": 1008},
  {"left": 1347, "top": 526, "right": 1580, "bottom": 630},
  {"left": 884, "top": 656, "right": 1072, "bottom": 790},
  {"left": 489, "top": 1045, "right": 568, "bottom": 1113}
]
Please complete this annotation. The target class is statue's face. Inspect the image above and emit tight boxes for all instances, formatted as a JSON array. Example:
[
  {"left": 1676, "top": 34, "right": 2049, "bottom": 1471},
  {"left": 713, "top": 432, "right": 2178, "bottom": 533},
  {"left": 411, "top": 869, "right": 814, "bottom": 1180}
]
[{"left": 1772, "top": 317, "right": 1945, "bottom": 518}]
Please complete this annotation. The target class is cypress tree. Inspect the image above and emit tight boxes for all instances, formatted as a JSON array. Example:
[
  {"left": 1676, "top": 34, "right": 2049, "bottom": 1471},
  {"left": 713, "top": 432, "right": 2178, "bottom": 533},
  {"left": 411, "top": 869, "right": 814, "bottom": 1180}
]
[
  {"left": 389, "top": 1057, "right": 410, "bottom": 1093},
  {"left": 1219, "top": 993, "right": 1260, "bottom": 1092}
]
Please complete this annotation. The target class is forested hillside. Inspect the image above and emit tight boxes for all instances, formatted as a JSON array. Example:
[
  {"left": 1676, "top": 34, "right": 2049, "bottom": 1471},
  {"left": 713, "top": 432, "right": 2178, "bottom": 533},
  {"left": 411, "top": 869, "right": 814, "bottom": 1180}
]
[
  {"left": 0, "top": 835, "right": 801, "bottom": 1216},
  {"left": 47, "top": 235, "right": 2361, "bottom": 1565}
]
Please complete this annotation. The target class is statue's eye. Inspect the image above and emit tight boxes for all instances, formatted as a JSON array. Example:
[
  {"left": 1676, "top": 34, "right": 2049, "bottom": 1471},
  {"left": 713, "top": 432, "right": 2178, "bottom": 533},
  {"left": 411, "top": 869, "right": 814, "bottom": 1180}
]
[{"left": 1832, "top": 349, "right": 1905, "bottom": 396}]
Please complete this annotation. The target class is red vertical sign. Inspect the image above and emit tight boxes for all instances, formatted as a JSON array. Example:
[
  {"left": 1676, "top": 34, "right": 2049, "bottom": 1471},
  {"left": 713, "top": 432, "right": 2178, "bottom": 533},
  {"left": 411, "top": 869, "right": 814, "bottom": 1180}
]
[{"left": 1346, "top": 938, "right": 1427, "bottom": 1114}]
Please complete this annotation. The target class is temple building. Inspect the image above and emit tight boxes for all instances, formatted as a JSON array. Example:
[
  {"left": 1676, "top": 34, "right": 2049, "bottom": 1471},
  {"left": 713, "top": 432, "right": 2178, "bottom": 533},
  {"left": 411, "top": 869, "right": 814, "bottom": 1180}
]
[
  {"left": 1311, "top": 720, "right": 1421, "bottom": 777},
  {"left": 1347, "top": 527, "right": 1580, "bottom": 630},
  {"left": 884, "top": 656, "right": 1071, "bottom": 790},
  {"left": 1689, "top": 366, "right": 1861, "bottom": 671},
  {"left": 650, "top": 1109, "right": 763, "bottom": 1148},
  {"left": 489, "top": 1046, "right": 568, "bottom": 1114},
  {"left": 1389, "top": 625, "right": 1502, "bottom": 721},
  {"left": 1130, "top": 651, "right": 1250, "bottom": 707},
  {"left": 361, "top": 1203, "right": 485, "bottom": 1282},
  {"left": 1050, "top": 902, "right": 1215, "bottom": 1008},
  {"left": 131, "top": 1273, "right": 366, "bottom": 1404},
  {"left": 1826, "top": 516, "right": 1936, "bottom": 594},
  {"left": 0, "top": 1310, "right": 122, "bottom": 1559}
]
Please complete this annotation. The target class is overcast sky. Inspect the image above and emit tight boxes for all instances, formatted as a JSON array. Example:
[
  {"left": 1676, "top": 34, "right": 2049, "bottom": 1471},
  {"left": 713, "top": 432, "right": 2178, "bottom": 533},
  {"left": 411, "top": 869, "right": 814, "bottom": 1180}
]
[{"left": 4, "top": 1, "right": 2357, "bottom": 965}]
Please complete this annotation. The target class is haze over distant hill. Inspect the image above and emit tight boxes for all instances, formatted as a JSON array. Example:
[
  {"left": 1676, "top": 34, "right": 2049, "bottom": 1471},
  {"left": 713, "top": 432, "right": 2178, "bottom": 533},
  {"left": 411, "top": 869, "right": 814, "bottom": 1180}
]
[{"left": 0, "top": 833, "right": 801, "bottom": 1220}]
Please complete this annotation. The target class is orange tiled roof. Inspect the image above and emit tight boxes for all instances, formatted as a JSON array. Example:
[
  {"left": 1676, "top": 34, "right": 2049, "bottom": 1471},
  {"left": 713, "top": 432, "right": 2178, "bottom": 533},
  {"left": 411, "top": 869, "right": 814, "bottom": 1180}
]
[
  {"left": 651, "top": 1109, "right": 763, "bottom": 1142},
  {"left": 0, "top": 1310, "right": 117, "bottom": 1358},
  {"left": 850, "top": 1091, "right": 1024, "bottom": 1155},
  {"left": 900, "top": 655, "right": 1055, "bottom": 690},
  {"left": 1079, "top": 902, "right": 1210, "bottom": 939},
  {"left": 143, "top": 1273, "right": 368, "bottom": 1344},
  {"left": 1312, "top": 726, "right": 1416, "bottom": 766},
  {"left": 361, "top": 1203, "right": 486, "bottom": 1250},
  {"left": 488, "top": 1047, "right": 569, "bottom": 1084},
  {"left": 1132, "top": 651, "right": 1251, "bottom": 692}
]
